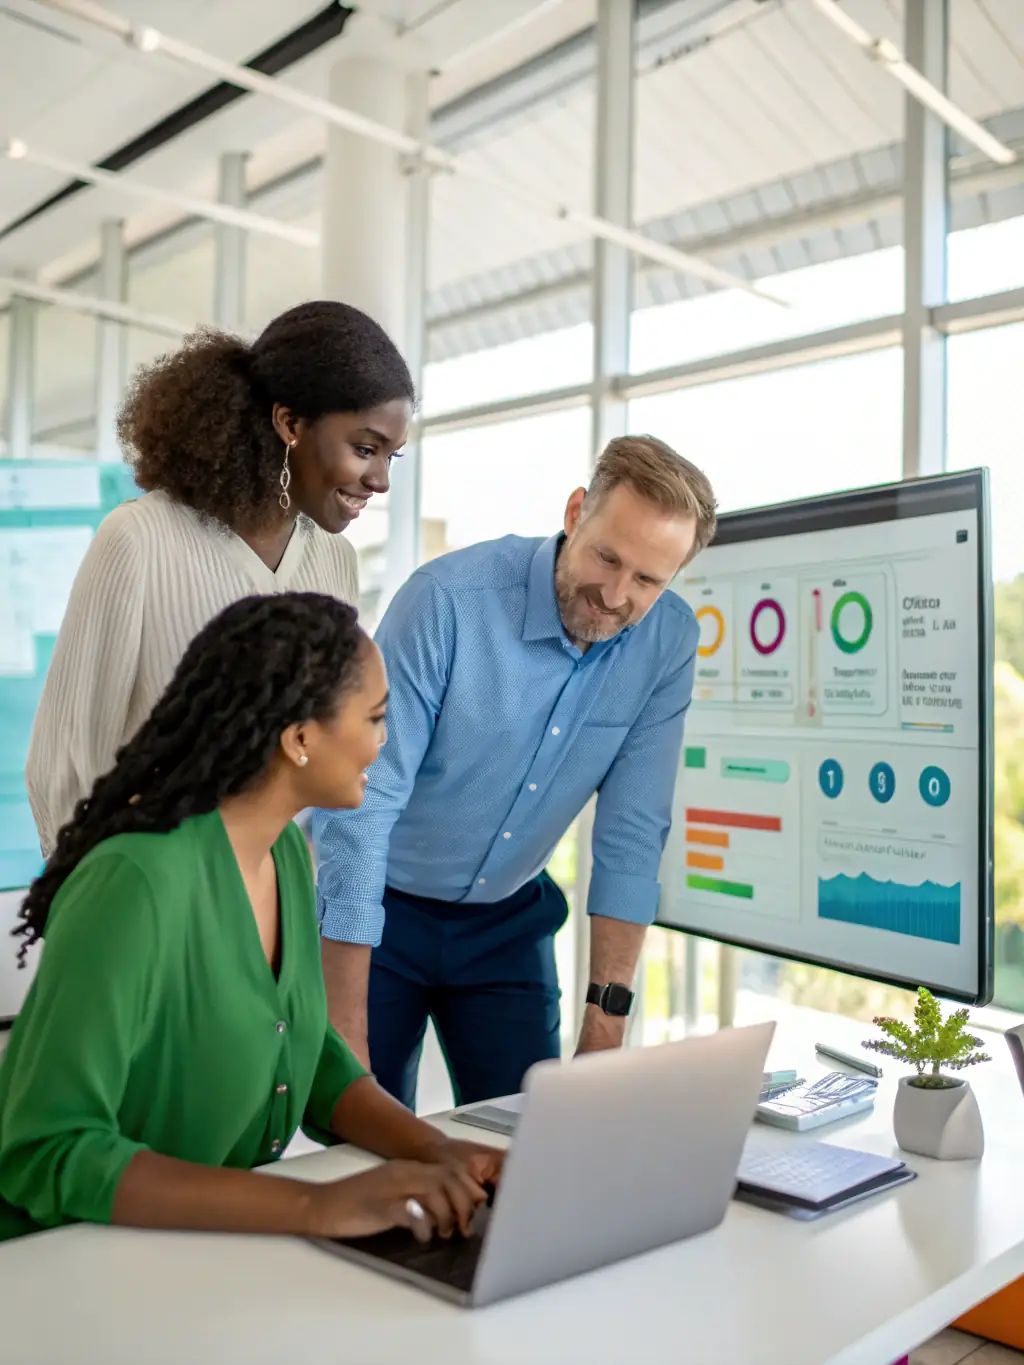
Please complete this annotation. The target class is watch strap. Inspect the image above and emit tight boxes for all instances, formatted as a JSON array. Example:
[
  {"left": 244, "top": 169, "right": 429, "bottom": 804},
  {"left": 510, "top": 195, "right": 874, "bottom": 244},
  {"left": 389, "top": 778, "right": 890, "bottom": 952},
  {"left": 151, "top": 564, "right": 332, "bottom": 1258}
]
[{"left": 586, "top": 981, "right": 634, "bottom": 1016}]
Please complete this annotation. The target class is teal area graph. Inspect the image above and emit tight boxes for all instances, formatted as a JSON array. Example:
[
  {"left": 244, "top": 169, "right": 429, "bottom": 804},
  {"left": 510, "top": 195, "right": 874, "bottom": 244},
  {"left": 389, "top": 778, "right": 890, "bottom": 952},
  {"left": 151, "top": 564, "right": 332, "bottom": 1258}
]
[
  {"left": 818, "top": 873, "right": 961, "bottom": 945},
  {"left": 0, "top": 462, "right": 138, "bottom": 891}
]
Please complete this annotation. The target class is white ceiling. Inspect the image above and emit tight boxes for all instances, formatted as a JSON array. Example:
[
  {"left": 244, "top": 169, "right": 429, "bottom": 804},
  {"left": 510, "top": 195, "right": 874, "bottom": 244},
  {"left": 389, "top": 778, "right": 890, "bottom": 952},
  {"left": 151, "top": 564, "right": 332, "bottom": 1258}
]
[
  {"left": 431, "top": 0, "right": 1024, "bottom": 289},
  {"left": 2, "top": 0, "right": 1022, "bottom": 291},
  {"left": 0, "top": 0, "right": 588, "bottom": 276},
  {"left": 1, "top": 0, "right": 1023, "bottom": 442}
]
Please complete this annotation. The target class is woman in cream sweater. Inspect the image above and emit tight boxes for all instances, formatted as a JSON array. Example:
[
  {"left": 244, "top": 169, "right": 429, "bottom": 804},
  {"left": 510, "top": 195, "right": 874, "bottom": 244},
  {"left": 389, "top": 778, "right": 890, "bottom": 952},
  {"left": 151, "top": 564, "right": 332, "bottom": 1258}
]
[{"left": 27, "top": 299, "right": 414, "bottom": 854}]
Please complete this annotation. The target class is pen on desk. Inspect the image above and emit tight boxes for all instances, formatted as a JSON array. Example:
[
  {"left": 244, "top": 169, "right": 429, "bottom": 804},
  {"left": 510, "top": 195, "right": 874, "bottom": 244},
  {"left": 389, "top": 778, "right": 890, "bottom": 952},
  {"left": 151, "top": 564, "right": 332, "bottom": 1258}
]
[
  {"left": 815, "top": 1042, "right": 883, "bottom": 1078},
  {"left": 760, "top": 1078, "right": 804, "bottom": 1100}
]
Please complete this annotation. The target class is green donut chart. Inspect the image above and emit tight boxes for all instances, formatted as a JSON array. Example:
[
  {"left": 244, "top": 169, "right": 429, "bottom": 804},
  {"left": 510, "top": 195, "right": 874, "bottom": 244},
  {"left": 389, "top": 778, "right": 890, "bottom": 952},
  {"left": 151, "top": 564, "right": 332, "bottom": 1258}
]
[{"left": 830, "top": 590, "right": 873, "bottom": 655}]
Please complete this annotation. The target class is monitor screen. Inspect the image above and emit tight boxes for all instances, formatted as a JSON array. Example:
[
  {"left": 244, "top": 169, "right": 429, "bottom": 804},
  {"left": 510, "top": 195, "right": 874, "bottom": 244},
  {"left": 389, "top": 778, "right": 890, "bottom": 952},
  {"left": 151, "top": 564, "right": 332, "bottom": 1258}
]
[{"left": 659, "top": 470, "right": 994, "bottom": 1005}]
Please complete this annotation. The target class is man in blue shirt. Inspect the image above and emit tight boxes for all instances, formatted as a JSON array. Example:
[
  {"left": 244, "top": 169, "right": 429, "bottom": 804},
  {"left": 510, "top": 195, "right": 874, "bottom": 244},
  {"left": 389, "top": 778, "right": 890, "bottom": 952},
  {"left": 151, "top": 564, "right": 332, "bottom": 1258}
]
[{"left": 315, "top": 435, "right": 717, "bottom": 1108}]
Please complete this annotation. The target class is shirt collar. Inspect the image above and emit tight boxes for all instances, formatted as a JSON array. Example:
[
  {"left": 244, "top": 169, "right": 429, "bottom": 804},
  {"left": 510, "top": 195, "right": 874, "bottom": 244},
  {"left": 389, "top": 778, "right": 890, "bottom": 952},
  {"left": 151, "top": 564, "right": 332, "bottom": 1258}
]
[
  {"left": 523, "top": 533, "right": 634, "bottom": 657},
  {"left": 523, "top": 535, "right": 565, "bottom": 643}
]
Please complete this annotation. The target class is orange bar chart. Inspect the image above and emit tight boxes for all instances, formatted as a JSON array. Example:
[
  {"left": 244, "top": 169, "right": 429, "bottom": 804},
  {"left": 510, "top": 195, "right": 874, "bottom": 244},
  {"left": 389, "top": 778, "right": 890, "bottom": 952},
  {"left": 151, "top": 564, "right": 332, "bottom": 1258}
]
[
  {"left": 683, "top": 807, "right": 784, "bottom": 901},
  {"left": 686, "top": 828, "right": 729, "bottom": 849},
  {"left": 686, "top": 850, "right": 724, "bottom": 871}
]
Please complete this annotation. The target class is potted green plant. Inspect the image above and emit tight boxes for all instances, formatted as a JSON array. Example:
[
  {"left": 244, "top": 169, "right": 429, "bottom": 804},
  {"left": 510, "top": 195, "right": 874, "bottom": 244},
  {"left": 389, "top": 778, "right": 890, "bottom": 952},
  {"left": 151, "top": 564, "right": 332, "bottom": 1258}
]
[{"left": 863, "top": 987, "right": 991, "bottom": 1160}]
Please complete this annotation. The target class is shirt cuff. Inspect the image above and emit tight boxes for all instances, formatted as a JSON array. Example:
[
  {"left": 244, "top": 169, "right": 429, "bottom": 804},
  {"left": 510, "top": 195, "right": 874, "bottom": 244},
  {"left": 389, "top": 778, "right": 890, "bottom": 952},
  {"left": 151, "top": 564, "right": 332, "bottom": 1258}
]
[
  {"left": 317, "top": 895, "right": 384, "bottom": 947},
  {"left": 587, "top": 869, "right": 661, "bottom": 925}
]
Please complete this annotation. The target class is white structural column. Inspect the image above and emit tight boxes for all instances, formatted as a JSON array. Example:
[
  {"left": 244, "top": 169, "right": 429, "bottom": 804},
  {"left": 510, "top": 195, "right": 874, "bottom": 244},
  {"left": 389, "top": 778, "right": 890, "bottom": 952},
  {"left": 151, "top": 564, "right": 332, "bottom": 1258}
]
[
  {"left": 392, "top": 68, "right": 430, "bottom": 600},
  {"left": 322, "top": 53, "right": 429, "bottom": 607},
  {"left": 574, "top": 0, "right": 640, "bottom": 1040},
  {"left": 214, "top": 152, "right": 248, "bottom": 333},
  {"left": 902, "top": 0, "right": 949, "bottom": 478},
  {"left": 3, "top": 282, "right": 35, "bottom": 459},
  {"left": 590, "top": 0, "right": 634, "bottom": 455},
  {"left": 94, "top": 219, "right": 126, "bottom": 460}
]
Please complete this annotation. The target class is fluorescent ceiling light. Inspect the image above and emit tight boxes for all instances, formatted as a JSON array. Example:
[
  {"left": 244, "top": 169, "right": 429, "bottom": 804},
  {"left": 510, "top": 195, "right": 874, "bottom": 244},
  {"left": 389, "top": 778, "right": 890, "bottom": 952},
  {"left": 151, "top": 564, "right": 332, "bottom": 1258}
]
[
  {"left": 4, "top": 138, "right": 319, "bottom": 247},
  {"left": 807, "top": 0, "right": 1016, "bottom": 167},
  {"left": 31, "top": 0, "right": 786, "bottom": 306}
]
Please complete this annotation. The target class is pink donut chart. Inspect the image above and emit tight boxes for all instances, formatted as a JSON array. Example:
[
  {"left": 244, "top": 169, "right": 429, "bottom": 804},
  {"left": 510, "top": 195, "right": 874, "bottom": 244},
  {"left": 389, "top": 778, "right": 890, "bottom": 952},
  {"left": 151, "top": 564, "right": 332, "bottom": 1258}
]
[{"left": 749, "top": 597, "right": 786, "bottom": 656}]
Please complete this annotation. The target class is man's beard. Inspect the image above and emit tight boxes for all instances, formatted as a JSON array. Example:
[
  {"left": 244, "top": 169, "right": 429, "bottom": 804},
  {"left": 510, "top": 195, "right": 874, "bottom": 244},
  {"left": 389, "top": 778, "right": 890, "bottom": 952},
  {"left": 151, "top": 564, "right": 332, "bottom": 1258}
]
[{"left": 554, "top": 556, "right": 633, "bottom": 645}]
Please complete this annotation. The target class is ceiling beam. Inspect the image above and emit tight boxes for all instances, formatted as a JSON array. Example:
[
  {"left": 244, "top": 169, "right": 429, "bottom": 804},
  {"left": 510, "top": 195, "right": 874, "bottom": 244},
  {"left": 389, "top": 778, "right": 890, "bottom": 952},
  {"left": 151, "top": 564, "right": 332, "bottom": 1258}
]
[
  {"left": 0, "top": 1, "right": 353, "bottom": 241},
  {"left": 4, "top": 140, "right": 318, "bottom": 247},
  {"left": 807, "top": 0, "right": 1016, "bottom": 166},
  {"left": 33, "top": 0, "right": 786, "bottom": 305},
  {"left": 0, "top": 275, "right": 189, "bottom": 336}
]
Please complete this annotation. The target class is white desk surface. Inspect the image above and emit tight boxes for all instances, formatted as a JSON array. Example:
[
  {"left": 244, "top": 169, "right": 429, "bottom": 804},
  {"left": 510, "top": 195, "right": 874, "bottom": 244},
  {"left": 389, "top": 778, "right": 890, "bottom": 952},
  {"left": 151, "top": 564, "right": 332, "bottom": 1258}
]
[{"left": 1, "top": 1039, "right": 1022, "bottom": 1365}]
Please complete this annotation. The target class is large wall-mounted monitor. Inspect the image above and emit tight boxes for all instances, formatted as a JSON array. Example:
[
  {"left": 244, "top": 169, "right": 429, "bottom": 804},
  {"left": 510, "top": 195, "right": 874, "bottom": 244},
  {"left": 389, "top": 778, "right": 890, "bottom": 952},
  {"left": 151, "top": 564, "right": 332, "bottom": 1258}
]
[{"left": 659, "top": 470, "right": 994, "bottom": 1005}]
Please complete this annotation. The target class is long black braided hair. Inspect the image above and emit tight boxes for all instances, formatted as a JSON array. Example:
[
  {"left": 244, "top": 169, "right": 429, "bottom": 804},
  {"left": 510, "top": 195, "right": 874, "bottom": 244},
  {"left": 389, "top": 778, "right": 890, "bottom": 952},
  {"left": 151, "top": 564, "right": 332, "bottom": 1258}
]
[{"left": 14, "top": 592, "right": 366, "bottom": 965}]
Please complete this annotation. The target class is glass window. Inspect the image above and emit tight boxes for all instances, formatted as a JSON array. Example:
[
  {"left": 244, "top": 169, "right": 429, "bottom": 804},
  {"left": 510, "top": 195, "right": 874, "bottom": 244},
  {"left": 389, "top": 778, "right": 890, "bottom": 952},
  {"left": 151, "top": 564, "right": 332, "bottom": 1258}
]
[
  {"left": 127, "top": 229, "right": 215, "bottom": 331},
  {"left": 948, "top": 323, "right": 1024, "bottom": 1010},
  {"left": 33, "top": 297, "right": 96, "bottom": 452},
  {"left": 633, "top": 348, "right": 906, "bottom": 1032},
  {"left": 425, "top": 59, "right": 595, "bottom": 418},
  {"left": 244, "top": 212, "right": 320, "bottom": 335},
  {"left": 948, "top": 215, "right": 1024, "bottom": 304},
  {"left": 630, "top": 250, "right": 905, "bottom": 376},
  {"left": 420, "top": 405, "right": 593, "bottom": 556},
  {"left": 346, "top": 501, "right": 389, "bottom": 634},
  {"left": 126, "top": 230, "right": 215, "bottom": 379},
  {"left": 422, "top": 324, "right": 592, "bottom": 418},
  {"left": 0, "top": 310, "right": 9, "bottom": 447},
  {"left": 629, "top": 348, "right": 904, "bottom": 510},
  {"left": 549, "top": 821, "right": 581, "bottom": 1052}
]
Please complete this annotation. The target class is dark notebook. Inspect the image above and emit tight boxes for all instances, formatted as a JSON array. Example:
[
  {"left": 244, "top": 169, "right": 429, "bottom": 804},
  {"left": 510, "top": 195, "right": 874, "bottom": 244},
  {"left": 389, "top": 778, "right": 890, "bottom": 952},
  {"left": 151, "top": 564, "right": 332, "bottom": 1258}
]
[{"left": 735, "top": 1140, "right": 916, "bottom": 1220}]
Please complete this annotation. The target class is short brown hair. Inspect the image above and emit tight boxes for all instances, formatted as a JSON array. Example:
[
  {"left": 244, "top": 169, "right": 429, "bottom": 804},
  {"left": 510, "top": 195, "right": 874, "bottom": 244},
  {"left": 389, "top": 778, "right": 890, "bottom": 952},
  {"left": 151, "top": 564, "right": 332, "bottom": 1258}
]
[{"left": 585, "top": 434, "right": 717, "bottom": 564}]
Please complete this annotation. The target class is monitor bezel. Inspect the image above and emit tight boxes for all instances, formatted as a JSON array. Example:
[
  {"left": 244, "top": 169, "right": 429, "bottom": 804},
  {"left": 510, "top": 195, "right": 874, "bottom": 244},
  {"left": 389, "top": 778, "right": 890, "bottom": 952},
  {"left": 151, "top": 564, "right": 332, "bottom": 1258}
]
[{"left": 656, "top": 468, "right": 995, "bottom": 1007}]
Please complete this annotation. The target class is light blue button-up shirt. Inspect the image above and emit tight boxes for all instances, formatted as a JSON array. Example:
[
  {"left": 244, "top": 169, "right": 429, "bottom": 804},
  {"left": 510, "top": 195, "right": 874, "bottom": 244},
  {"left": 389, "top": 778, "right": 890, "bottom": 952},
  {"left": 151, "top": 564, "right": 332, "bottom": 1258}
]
[{"left": 315, "top": 534, "right": 698, "bottom": 946}]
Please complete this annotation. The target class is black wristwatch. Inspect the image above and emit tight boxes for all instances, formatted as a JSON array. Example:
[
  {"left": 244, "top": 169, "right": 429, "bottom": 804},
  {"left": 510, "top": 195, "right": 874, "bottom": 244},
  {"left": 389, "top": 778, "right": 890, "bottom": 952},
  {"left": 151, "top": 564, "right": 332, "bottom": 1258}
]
[{"left": 586, "top": 981, "right": 634, "bottom": 1017}]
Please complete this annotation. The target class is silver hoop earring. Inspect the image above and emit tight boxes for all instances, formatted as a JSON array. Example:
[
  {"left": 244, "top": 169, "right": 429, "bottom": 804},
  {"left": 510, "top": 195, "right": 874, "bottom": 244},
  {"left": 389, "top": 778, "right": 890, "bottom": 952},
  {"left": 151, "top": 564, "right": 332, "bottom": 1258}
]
[{"left": 279, "top": 440, "right": 295, "bottom": 512}]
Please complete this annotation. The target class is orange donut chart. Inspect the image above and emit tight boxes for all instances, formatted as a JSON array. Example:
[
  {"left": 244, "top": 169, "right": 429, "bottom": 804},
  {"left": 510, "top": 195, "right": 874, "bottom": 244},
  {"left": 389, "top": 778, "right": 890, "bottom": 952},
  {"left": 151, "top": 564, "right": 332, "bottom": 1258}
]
[{"left": 696, "top": 604, "right": 726, "bottom": 658}]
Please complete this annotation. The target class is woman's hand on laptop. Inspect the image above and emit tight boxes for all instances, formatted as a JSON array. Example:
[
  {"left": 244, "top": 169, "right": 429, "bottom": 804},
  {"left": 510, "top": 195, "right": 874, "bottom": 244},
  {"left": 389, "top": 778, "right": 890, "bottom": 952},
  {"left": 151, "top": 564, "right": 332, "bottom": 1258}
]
[
  {"left": 308, "top": 1159, "right": 487, "bottom": 1242},
  {"left": 429, "top": 1138, "right": 506, "bottom": 1189}
]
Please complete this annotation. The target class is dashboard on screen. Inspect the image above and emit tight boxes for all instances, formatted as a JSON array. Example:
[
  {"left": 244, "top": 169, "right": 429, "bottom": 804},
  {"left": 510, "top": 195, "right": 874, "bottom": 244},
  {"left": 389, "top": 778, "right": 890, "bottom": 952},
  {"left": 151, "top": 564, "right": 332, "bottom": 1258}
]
[{"left": 659, "top": 471, "right": 994, "bottom": 1004}]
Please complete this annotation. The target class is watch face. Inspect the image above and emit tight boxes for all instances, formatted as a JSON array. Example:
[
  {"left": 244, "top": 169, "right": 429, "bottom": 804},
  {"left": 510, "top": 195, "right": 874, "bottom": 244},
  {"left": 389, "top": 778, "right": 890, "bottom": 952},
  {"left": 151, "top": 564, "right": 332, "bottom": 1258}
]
[{"left": 604, "top": 982, "right": 633, "bottom": 1016}]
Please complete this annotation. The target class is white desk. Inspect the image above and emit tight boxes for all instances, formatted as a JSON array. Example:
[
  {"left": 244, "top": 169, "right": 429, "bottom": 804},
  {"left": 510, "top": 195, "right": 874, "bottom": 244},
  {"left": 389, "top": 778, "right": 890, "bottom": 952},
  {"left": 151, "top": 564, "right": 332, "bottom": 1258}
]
[{"left": 1, "top": 1052, "right": 1022, "bottom": 1365}]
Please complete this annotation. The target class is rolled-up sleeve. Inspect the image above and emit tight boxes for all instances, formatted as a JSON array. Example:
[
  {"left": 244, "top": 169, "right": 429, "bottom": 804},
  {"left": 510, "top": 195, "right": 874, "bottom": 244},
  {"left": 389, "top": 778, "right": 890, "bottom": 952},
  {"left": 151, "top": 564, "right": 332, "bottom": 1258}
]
[
  {"left": 301, "top": 1026, "right": 369, "bottom": 1145},
  {"left": 588, "top": 615, "right": 699, "bottom": 925},
  {"left": 0, "top": 855, "right": 159, "bottom": 1230},
  {"left": 314, "top": 570, "right": 454, "bottom": 946}
]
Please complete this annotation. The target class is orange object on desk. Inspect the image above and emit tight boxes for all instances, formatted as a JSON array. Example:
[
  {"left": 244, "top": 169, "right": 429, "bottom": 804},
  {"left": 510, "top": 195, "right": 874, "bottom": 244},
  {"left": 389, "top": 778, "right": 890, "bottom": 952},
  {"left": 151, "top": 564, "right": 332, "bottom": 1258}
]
[{"left": 953, "top": 1276, "right": 1024, "bottom": 1351}]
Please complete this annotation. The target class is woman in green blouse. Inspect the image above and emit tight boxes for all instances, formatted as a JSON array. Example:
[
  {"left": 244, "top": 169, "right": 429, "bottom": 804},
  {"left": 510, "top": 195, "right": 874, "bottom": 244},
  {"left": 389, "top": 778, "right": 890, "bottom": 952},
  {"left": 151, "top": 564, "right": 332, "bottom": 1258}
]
[{"left": 0, "top": 593, "right": 502, "bottom": 1242}]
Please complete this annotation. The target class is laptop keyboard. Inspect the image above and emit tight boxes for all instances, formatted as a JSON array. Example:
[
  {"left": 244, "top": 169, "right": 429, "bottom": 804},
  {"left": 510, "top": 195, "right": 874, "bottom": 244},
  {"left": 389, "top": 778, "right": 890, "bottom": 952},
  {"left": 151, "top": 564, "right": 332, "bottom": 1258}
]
[{"left": 335, "top": 1225, "right": 485, "bottom": 1294}]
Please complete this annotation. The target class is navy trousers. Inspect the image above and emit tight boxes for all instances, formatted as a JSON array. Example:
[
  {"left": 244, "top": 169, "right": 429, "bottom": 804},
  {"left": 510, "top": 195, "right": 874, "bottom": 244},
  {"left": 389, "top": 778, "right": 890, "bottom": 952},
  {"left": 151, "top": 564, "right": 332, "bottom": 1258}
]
[{"left": 367, "top": 873, "right": 569, "bottom": 1110}]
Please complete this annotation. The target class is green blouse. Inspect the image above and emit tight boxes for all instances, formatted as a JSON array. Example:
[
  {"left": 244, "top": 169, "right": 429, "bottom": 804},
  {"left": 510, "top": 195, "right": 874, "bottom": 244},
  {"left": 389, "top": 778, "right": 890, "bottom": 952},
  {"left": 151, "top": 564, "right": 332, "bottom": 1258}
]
[{"left": 0, "top": 810, "right": 366, "bottom": 1240}]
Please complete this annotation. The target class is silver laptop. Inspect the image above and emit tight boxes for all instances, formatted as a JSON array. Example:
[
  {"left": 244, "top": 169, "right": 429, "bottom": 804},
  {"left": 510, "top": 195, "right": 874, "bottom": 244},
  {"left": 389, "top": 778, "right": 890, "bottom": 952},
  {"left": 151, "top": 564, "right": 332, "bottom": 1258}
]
[{"left": 313, "top": 1020, "right": 774, "bottom": 1307}]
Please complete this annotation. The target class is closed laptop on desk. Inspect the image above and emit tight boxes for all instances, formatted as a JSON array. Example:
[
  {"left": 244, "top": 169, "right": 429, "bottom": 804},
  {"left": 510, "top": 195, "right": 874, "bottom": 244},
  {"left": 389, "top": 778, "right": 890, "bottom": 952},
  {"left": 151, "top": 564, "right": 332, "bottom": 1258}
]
[{"left": 313, "top": 1021, "right": 774, "bottom": 1307}]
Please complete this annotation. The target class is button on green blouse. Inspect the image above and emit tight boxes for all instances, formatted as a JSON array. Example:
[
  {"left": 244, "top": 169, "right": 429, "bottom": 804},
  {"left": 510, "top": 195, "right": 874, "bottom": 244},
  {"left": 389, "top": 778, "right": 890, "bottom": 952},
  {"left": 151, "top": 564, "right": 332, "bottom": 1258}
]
[{"left": 0, "top": 810, "right": 366, "bottom": 1240}]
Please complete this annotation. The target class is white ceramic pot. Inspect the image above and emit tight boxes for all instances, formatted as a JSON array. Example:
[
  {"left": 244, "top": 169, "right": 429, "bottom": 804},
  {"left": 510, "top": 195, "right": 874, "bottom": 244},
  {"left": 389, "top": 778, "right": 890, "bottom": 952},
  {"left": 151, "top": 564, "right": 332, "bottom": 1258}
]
[{"left": 892, "top": 1075, "right": 985, "bottom": 1160}]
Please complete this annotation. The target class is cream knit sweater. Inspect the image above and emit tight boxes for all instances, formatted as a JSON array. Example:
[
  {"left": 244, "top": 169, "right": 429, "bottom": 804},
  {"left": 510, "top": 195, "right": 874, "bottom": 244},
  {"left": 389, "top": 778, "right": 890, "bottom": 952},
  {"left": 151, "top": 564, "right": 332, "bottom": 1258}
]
[{"left": 26, "top": 490, "right": 359, "bottom": 854}]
